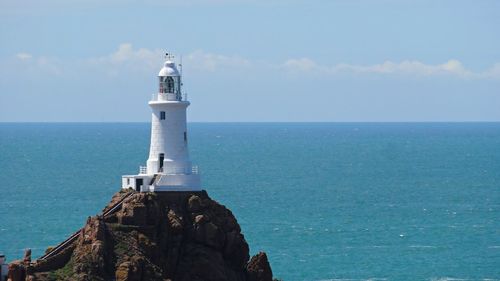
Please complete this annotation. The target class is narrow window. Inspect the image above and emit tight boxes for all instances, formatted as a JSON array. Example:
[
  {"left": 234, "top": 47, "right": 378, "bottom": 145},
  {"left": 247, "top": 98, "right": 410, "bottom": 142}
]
[
  {"left": 159, "top": 153, "right": 164, "bottom": 172},
  {"left": 126, "top": 178, "right": 130, "bottom": 185},
  {"left": 166, "top": 77, "right": 175, "bottom": 93},
  {"left": 160, "top": 111, "right": 166, "bottom": 120},
  {"left": 184, "top": 132, "right": 187, "bottom": 143},
  {"left": 159, "top": 77, "right": 166, "bottom": 93}
]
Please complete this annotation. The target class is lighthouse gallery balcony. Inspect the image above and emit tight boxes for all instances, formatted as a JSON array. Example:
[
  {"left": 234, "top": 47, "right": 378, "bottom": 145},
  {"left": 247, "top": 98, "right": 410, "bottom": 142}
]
[
  {"left": 139, "top": 165, "right": 199, "bottom": 175},
  {"left": 152, "top": 92, "right": 189, "bottom": 102}
]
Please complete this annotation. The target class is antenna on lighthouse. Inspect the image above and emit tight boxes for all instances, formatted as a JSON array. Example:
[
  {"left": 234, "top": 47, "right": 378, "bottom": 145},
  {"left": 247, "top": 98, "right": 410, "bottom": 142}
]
[
  {"left": 179, "top": 55, "right": 183, "bottom": 78},
  {"left": 165, "top": 52, "right": 175, "bottom": 60}
]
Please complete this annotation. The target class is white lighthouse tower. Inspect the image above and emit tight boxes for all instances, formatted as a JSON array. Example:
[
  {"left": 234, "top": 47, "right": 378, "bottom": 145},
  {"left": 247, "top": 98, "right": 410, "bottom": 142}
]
[{"left": 122, "top": 54, "right": 201, "bottom": 192}]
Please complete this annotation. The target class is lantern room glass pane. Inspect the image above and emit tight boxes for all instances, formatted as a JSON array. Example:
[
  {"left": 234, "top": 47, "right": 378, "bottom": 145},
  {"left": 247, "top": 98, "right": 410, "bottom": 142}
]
[{"left": 166, "top": 77, "right": 175, "bottom": 93}]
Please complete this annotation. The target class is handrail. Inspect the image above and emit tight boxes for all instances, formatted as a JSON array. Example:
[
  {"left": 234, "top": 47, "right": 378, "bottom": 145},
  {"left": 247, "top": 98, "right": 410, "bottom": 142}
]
[
  {"left": 151, "top": 92, "right": 183, "bottom": 102},
  {"left": 101, "top": 192, "right": 134, "bottom": 217},
  {"left": 38, "top": 192, "right": 134, "bottom": 261},
  {"left": 163, "top": 165, "right": 199, "bottom": 175},
  {"left": 37, "top": 229, "right": 81, "bottom": 261}
]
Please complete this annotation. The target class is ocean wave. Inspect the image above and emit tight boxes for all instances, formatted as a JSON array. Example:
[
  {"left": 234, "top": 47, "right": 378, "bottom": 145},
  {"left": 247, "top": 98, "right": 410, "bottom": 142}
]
[
  {"left": 430, "top": 277, "right": 500, "bottom": 281},
  {"left": 343, "top": 245, "right": 389, "bottom": 249},
  {"left": 315, "top": 279, "right": 387, "bottom": 281},
  {"left": 409, "top": 245, "right": 438, "bottom": 249}
]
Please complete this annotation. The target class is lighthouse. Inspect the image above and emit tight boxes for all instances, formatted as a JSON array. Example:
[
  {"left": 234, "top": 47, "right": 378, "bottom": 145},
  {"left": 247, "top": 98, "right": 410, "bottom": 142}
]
[{"left": 122, "top": 54, "right": 201, "bottom": 192}]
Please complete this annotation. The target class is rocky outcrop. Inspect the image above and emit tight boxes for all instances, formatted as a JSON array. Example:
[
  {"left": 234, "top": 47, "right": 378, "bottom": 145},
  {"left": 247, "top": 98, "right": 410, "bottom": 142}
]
[
  {"left": 247, "top": 252, "right": 273, "bottom": 281},
  {"left": 8, "top": 190, "right": 274, "bottom": 281}
]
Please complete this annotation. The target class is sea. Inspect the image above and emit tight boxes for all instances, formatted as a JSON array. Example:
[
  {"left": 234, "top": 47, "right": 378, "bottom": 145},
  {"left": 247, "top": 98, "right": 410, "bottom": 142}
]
[{"left": 0, "top": 122, "right": 499, "bottom": 281}]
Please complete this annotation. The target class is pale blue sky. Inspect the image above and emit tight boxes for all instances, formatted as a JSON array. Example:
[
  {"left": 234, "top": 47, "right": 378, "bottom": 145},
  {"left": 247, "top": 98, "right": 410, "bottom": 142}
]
[{"left": 0, "top": 0, "right": 499, "bottom": 122}]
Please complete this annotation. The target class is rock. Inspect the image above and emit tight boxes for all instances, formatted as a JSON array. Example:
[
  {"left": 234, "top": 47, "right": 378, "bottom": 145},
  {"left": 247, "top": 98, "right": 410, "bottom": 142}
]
[
  {"left": 9, "top": 190, "right": 274, "bottom": 281},
  {"left": 193, "top": 220, "right": 224, "bottom": 249},
  {"left": 7, "top": 261, "right": 25, "bottom": 281},
  {"left": 44, "top": 247, "right": 54, "bottom": 255},
  {"left": 23, "top": 249, "right": 31, "bottom": 265},
  {"left": 118, "top": 202, "right": 148, "bottom": 226},
  {"left": 247, "top": 252, "right": 273, "bottom": 281},
  {"left": 115, "top": 260, "right": 143, "bottom": 281},
  {"left": 187, "top": 195, "right": 202, "bottom": 212},
  {"left": 225, "top": 231, "right": 250, "bottom": 269},
  {"left": 194, "top": 214, "right": 207, "bottom": 224},
  {"left": 71, "top": 217, "right": 111, "bottom": 279},
  {"left": 167, "top": 209, "right": 183, "bottom": 233},
  {"left": 102, "top": 189, "right": 132, "bottom": 214}
]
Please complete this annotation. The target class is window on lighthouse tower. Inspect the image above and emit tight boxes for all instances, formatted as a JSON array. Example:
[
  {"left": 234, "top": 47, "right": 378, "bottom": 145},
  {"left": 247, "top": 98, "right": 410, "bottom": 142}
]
[
  {"left": 166, "top": 77, "right": 175, "bottom": 93},
  {"left": 159, "top": 76, "right": 175, "bottom": 94},
  {"left": 159, "top": 77, "right": 165, "bottom": 93}
]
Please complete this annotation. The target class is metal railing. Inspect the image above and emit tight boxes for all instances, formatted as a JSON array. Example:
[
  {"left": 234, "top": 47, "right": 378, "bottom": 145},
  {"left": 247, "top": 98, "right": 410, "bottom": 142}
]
[
  {"left": 151, "top": 92, "right": 188, "bottom": 102},
  {"left": 163, "top": 165, "right": 199, "bottom": 175},
  {"left": 138, "top": 165, "right": 198, "bottom": 175},
  {"left": 38, "top": 192, "right": 134, "bottom": 261}
]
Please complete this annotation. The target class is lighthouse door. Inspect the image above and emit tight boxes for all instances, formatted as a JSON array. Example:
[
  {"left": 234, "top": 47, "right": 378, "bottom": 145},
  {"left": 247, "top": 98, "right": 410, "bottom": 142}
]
[
  {"left": 159, "top": 153, "right": 164, "bottom": 172},
  {"left": 135, "top": 178, "right": 143, "bottom": 192}
]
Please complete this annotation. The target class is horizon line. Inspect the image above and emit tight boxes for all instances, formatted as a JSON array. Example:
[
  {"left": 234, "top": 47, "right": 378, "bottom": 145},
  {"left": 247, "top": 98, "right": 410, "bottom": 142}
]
[{"left": 1, "top": 121, "right": 500, "bottom": 124}]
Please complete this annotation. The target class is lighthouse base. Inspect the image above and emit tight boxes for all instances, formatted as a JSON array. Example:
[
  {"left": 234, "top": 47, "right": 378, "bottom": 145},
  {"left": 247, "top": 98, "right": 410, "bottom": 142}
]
[
  {"left": 122, "top": 173, "right": 201, "bottom": 192},
  {"left": 152, "top": 173, "right": 201, "bottom": 191}
]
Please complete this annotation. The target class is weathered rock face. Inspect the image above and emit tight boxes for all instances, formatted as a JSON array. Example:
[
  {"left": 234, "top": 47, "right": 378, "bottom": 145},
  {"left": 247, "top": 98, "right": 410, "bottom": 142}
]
[
  {"left": 247, "top": 252, "right": 273, "bottom": 281},
  {"left": 9, "top": 190, "right": 274, "bottom": 281}
]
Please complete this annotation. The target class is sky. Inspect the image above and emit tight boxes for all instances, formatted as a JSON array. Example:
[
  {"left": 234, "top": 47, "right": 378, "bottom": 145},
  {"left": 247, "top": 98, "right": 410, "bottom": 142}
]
[{"left": 0, "top": 0, "right": 499, "bottom": 122}]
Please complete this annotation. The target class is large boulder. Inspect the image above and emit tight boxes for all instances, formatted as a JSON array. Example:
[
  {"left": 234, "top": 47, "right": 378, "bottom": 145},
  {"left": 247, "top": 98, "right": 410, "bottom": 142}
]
[
  {"left": 247, "top": 252, "right": 273, "bottom": 281},
  {"left": 7, "top": 261, "right": 25, "bottom": 281},
  {"left": 10, "top": 190, "right": 274, "bottom": 281}
]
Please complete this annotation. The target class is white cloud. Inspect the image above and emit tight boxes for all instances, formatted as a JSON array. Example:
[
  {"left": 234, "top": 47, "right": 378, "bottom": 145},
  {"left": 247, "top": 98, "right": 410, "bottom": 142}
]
[
  {"left": 282, "top": 58, "right": 485, "bottom": 78},
  {"left": 186, "top": 50, "right": 251, "bottom": 71},
  {"left": 484, "top": 63, "right": 500, "bottom": 79},
  {"left": 0, "top": 0, "right": 278, "bottom": 14},
  {"left": 16, "top": 53, "right": 32, "bottom": 60},
  {"left": 80, "top": 44, "right": 253, "bottom": 77},
  {"left": 282, "top": 58, "right": 322, "bottom": 72},
  {"left": 8, "top": 43, "right": 500, "bottom": 80},
  {"left": 84, "top": 44, "right": 251, "bottom": 74},
  {"left": 35, "top": 56, "right": 63, "bottom": 75},
  {"left": 11, "top": 53, "right": 62, "bottom": 75},
  {"left": 86, "top": 43, "right": 164, "bottom": 74}
]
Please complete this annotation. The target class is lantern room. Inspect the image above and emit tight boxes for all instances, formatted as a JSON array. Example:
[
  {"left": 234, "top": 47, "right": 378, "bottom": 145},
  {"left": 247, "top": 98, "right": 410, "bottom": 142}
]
[{"left": 158, "top": 60, "right": 182, "bottom": 101}]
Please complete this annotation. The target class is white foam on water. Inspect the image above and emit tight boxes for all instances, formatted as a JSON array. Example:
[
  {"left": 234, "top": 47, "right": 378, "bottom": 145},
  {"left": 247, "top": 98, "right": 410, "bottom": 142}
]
[
  {"left": 430, "top": 277, "right": 500, "bottom": 281},
  {"left": 409, "top": 245, "right": 437, "bottom": 249},
  {"left": 316, "top": 279, "right": 387, "bottom": 281},
  {"left": 430, "top": 277, "right": 467, "bottom": 281}
]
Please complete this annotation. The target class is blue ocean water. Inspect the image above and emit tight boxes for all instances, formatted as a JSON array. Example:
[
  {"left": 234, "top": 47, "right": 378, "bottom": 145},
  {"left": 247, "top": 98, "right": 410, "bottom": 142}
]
[{"left": 0, "top": 122, "right": 499, "bottom": 281}]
